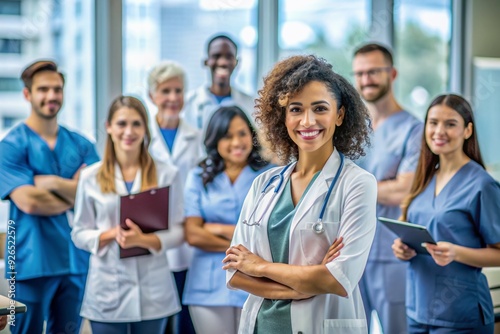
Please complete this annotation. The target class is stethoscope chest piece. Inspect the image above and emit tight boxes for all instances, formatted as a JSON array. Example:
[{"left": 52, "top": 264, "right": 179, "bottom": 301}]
[{"left": 312, "top": 221, "right": 325, "bottom": 234}]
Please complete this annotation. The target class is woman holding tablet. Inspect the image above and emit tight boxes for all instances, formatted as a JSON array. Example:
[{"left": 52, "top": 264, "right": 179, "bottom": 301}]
[{"left": 392, "top": 94, "right": 500, "bottom": 333}]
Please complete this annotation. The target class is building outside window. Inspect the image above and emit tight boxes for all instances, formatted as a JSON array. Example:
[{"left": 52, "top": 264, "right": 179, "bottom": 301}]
[{"left": 394, "top": 0, "right": 452, "bottom": 119}]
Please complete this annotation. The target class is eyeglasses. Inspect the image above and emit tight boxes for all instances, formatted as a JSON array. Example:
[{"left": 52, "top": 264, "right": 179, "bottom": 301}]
[{"left": 352, "top": 67, "right": 392, "bottom": 79}]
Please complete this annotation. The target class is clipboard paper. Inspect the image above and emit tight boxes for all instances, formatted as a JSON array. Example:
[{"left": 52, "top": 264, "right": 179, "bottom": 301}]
[{"left": 119, "top": 186, "right": 169, "bottom": 258}]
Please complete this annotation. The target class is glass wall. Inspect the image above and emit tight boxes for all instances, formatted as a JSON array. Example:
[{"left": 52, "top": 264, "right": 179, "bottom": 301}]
[
  {"left": 123, "top": 0, "right": 258, "bottom": 107},
  {"left": 278, "top": 0, "right": 370, "bottom": 78},
  {"left": 0, "top": 0, "right": 96, "bottom": 229},
  {"left": 394, "top": 0, "right": 452, "bottom": 119}
]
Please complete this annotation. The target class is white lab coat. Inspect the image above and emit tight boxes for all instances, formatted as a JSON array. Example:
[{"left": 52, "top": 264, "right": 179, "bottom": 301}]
[
  {"left": 182, "top": 85, "right": 255, "bottom": 133},
  {"left": 227, "top": 150, "right": 377, "bottom": 334},
  {"left": 149, "top": 118, "right": 204, "bottom": 271},
  {"left": 71, "top": 160, "right": 184, "bottom": 322}
]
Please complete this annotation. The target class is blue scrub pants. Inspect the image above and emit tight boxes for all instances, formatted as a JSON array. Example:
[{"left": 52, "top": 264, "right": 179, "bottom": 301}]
[
  {"left": 408, "top": 316, "right": 494, "bottom": 334},
  {"left": 10, "top": 274, "right": 85, "bottom": 334},
  {"left": 165, "top": 269, "right": 195, "bottom": 334},
  {"left": 90, "top": 318, "right": 167, "bottom": 334},
  {"left": 360, "top": 260, "right": 407, "bottom": 334}
]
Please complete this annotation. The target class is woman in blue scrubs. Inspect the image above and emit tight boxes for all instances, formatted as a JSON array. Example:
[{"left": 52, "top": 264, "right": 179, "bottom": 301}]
[
  {"left": 183, "top": 106, "right": 272, "bottom": 334},
  {"left": 392, "top": 94, "right": 500, "bottom": 333}
]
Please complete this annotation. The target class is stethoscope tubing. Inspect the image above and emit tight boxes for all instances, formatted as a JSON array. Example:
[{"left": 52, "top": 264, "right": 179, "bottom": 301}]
[{"left": 242, "top": 153, "right": 345, "bottom": 233}]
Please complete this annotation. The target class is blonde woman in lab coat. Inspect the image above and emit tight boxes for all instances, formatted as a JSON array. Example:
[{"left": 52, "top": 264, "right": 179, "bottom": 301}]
[
  {"left": 72, "top": 96, "right": 184, "bottom": 334},
  {"left": 223, "top": 55, "right": 377, "bottom": 334},
  {"left": 147, "top": 60, "right": 203, "bottom": 334}
]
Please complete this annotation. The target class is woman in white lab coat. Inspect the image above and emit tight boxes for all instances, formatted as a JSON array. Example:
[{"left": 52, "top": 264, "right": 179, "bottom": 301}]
[
  {"left": 72, "top": 96, "right": 184, "bottom": 334},
  {"left": 147, "top": 60, "right": 203, "bottom": 334},
  {"left": 223, "top": 55, "right": 377, "bottom": 334}
]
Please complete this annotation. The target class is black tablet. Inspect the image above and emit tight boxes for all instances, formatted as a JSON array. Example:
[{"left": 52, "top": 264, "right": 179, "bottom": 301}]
[{"left": 378, "top": 217, "right": 436, "bottom": 255}]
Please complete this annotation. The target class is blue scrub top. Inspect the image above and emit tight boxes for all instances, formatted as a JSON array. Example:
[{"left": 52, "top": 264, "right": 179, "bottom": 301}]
[
  {"left": 357, "top": 110, "right": 422, "bottom": 261},
  {"left": 183, "top": 164, "right": 273, "bottom": 307},
  {"left": 0, "top": 123, "right": 99, "bottom": 280},
  {"left": 406, "top": 161, "right": 500, "bottom": 328}
]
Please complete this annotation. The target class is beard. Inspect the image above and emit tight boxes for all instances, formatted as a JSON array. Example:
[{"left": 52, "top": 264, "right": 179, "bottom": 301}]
[
  {"left": 360, "top": 80, "right": 390, "bottom": 103},
  {"left": 33, "top": 102, "right": 61, "bottom": 120}
]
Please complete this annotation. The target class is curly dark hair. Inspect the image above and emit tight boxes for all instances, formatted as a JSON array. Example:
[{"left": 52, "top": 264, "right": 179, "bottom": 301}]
[
  {"left": 199, "top": 106, "right": 269, "bottom": 187},
  {"left": 255, "top": 54, "right": 371, "bottom": 163}
]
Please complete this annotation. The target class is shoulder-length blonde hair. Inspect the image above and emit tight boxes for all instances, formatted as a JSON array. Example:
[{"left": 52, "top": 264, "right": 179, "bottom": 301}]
[{"left": 97, "top": 96, "right": 158, "bottom": 193}]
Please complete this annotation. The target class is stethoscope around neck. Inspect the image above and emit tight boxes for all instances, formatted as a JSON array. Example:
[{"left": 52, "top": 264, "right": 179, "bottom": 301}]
[{"left": 241, "top": 152, "right": 345, "bottom": 234}]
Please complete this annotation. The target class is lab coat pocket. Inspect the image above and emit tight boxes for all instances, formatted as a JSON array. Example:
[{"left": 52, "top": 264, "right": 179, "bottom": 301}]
[
  {"left": 87, "top": 266, "right": 120, "bottom": 312},
  {"left": 323, "top": 319, "right": 367, "bottom": 334},
  {"left": 299, "top": 221, "right": 340, "bottom": 265}
]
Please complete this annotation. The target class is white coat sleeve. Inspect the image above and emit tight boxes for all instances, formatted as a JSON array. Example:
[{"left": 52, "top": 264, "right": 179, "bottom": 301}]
[
  {"left": 71, "top": 170, "right": 110, "bottom": 257},
  {"left": 325, "top": 171, "right": 377, "bottom": 297},
  {"left": 149, "top": 169, "right": 185, "bottom": 255}
]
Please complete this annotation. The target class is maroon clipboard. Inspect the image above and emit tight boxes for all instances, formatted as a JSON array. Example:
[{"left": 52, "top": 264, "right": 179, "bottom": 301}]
[{"left": 119, "top": 186, "right": 169, "bottom": 258}]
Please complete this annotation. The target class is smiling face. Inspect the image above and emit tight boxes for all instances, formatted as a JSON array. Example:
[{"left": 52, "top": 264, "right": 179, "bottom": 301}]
[
  {"left": 425, "top": 103, "right": 472, "bottom": 158},
  {"left": 150, "top": 76, "right": 184, "bottom": 119},
  {"left": 106, "top": 106, "right": 146, "bottom": 156},
  {"left": 205, "top": 38, "right": 237, "bottom": 89},
  {"left": 24, "top": 71, "right": 64, "bottom": 120},
  {"left": 217, "top": 116, "right": 253, "bottom": 168},
  {"left": 285, "top": 81, "right": 344, "bottom": 156},
  {"left": 352, "top": 50, "right": 394, "bottom": 103}
]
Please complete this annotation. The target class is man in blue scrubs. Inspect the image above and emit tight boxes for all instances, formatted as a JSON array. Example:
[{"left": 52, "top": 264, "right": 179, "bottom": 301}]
[
  {"left": 0, "top": 60, "right": 99, "bottom": 334},
  {"left": 352, "top": 44, "right": 423, "bottom": 334}
]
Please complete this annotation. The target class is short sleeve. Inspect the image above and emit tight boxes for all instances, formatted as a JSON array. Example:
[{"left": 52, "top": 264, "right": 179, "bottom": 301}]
[
  {"left": 183, "top": 168, "right": 203, "bottom": 218},
  {"left": 325, "top": 171, "right": 377, "bottom": 297},
  {"left": 398, "top": 122, "right": 423, "bottom": 174},
  {"left": 82, "top": 142, "right": 100, "bottom": 166},
  {"left": 474, "top": 179, "right": 500, "bottom": 245},
  {"left": 0, "top": 138, "right": 34, "bottom": 200}
]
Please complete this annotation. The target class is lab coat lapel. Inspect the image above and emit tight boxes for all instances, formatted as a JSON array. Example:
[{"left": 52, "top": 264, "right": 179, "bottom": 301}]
[
  {"left": 149, "top": 116, "right": 173, "bottom": 164},
  {"left": 254, "top": 163, "right": 296, "bottom": 261},
  {"left": 114, "top": 163, "right": 143, "bottom": 196},
  {"left": 292, "top": 150, "right": 342, "bottom": 228}
]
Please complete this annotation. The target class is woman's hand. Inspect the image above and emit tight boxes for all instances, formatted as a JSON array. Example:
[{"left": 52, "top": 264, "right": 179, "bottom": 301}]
[
  {"left": 116, "top": 219, "right": 145, "bottom": 249},
  {"left": 98, "top": 225, "right": 120, "bottom": 249},
  {"left": 392, "top": 238, "right": 416, "bottom": 261},
  {"left": 222, "top": 244, "right": 269, "bottom": 277},
  {"left": 321, "top": 237, "right": 344, "bottom": 265},
  {"left": 423, "top": 242, "right": 456, "bottom": 266}
]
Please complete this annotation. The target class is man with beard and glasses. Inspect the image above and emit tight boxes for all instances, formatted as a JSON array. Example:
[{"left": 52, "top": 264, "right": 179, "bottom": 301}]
[
  {"left": 352, "top": 43, "right": 423, "bottom": 334},
  {"left": 182, "top": 34, "right": 255, "bottom": 134},
  {"left": 0, "top": 60, "right": 99, "bottom": 334}
]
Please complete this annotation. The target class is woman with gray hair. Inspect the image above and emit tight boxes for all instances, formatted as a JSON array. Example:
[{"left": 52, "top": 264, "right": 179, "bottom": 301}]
[{"left": 148, "top": 60, "right": 203, "bottom": 334}]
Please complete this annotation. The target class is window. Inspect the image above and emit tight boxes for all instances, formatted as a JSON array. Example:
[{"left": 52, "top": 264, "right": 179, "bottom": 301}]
[
  {"left": 279, "top": 0, "right": 371, "bottom": 78},
  {"left": 0, "top": 78, "right": 22, "bottom": 91},
  {"left": 75, "top": 0, "right": 82, "bottom": 17},
  {"left": 0, "top": 38, "right": 22, "bottom": 54},
  {"left": 0, "top": 0, "right": 21, "bottom": 15},
  {"left": 473, "top": 58, "right": 500, "bottom": 181},
  {"left": 123, "top": 0, "right": 258, "bottom": 101},
  {"left": 0, "top": 1, "right": 96, "bottom": 140},
  {"left": 75, "top": 33, "right": 82, "bottom": 53},
  {"left": 394, "top": 0, "right": 452, "bottom": 118},
  {"left": 2, "top": 116, "right": 19, "bottom": 128}
]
